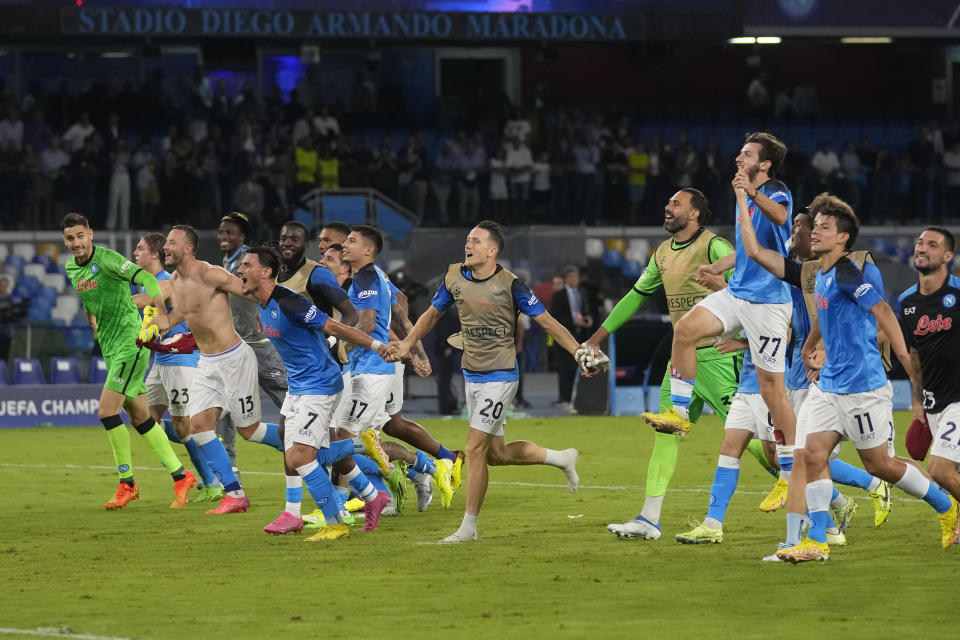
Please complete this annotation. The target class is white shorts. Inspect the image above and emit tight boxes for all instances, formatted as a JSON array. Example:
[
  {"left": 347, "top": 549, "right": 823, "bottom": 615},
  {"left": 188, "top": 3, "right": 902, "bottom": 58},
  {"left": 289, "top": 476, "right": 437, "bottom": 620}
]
[
  {"left": 725, "top": 392, "right": 774, "bottom": 441},
  {"left": 146, "top": 364, "right": 196, "bottom": 417},
  {"left": 695, "top": 287, "right": 792, "bottom": 373},
  {"left": 333, "top": 371, "right": 351, "bottom": 420},
  {"left": 787, "top": 386, "right": 809, "bottom": 417},
  {"left": 384, "top": 361, "right": 404, "bottom": 416},
  {"left": 334, "top": 372, "right": 392, "bottom": 435},
  {"left": 796, "top": 383, "right": 895, "bottom": 453},
  {"left": 928, "top": 402, "right": 960, "bottom": 466},
  {"left": 282, "top": 392, "right": 341, "bottom": 451},
  {"left": 465, "top": 379, "right": 518, "bottom": 436},
  {"left": 191, "top": 342, "right": 261, "bottom": 427}
]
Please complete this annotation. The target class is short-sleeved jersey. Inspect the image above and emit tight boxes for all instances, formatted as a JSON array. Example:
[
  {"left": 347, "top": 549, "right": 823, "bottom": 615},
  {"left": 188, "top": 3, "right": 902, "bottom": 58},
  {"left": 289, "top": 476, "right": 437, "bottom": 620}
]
[
  {"left": 786, "top": 264, "right": 812, "bottom": 390},
  {"left": 66, "top": 246, "right": 143, "bottom": 357},
  {"left": 348, "top": 263, "right": 393, "bottom": 375},
  {"left": 144, "top": 270, "right": 198, "bottom": 368},
  {"left": 432, "top": 264, "right": 545, "bottom": 383},
  {"left": 260, "top": 286, "right": 342, "bottom": 396},
  {"left": 224, "top": 246, "right": 266, "bottom": 342},
  {"left": 811, "top": 256, "right": 887, "bottom": 394},
  {"left": 277, "top": 258, "right": 349, "bottom": 317},
  {"left": 728, "top": 179, "right": 793, "bottom": 304},
  {"left": 898, "top": 274, "right": 960, "bottom": 414}
]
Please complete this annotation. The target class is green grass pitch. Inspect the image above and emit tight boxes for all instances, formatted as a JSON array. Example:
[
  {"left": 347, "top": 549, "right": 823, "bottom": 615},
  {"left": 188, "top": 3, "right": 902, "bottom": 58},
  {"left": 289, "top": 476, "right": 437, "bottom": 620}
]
[{"left": 1, "top": 413, "right": 957, "bottom": 640}]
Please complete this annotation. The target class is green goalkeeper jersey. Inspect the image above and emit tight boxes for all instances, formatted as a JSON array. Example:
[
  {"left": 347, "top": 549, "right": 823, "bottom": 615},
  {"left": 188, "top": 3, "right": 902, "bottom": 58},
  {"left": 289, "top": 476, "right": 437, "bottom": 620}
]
[{"left": 65, "top": 246, "right": 151, "bottom": 357}]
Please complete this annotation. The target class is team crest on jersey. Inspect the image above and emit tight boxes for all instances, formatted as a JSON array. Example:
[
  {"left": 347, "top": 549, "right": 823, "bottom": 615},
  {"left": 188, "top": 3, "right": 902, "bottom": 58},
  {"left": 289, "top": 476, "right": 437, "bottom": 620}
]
[
  {"left": 943, "top": 293, "right": 957, "bottom": 309},
  {"left": 825, "top": 276, "right": 833, "bottom": 287},
  {"left": 90, "top": 263, "right": 98, "bottom": 274},
  {"left": 270, "top": 308, "right": 278, "bottom": 319}
]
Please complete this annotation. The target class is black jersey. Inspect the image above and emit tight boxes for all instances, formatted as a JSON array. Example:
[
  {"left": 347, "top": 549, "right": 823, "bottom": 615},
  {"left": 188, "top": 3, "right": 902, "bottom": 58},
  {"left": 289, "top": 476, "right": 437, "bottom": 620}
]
[{"left": 898, "top": 274, "right": 960, "bottom": 414}]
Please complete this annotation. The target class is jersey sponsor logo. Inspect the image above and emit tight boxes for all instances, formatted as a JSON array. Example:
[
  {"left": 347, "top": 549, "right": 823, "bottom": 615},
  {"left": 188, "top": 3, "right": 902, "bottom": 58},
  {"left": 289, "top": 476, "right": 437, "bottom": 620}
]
[
  {"left": 903, "top": 306, "right": 916, "bottom": 315},
  {"left": 914, "top": 314, "right": 953, "bottom": 336},
  {"left": 815, "top": 292, "right": 829, "bottom": 309},
  {"left": 527, "top": 295, "right": 539, "bottom": 306},
  {"left": 853, "top": 283, "right": 873, "bottom": 298},
  {"left": 944, "top": 293, "right": 957, "bottom": 309},
  {"left": 76, "top": 278, "right": 98, "bottom": 292},
  {"left": 667, "top": 293, "right": 707, "bottom": 311},
  {"left": 120, "top": 260, "right": 133, "bottom": 272},
  {"left": 768, "top": 190, "right": 788, "bottom": 200},
  {"left": 463, "top": 324, "right": 508, "bottom": 339},
  {"left": 262, "top": 324, "right": 280, "bottom": 337},
  {"left": 305, "top": 306, "right": 318, "bottom": 321},
  {"left": 747, "top": 206, "right": 755, "bottom": 218},
  {"left": 358, "top": 289, "right": 378, "bottom": 299}
]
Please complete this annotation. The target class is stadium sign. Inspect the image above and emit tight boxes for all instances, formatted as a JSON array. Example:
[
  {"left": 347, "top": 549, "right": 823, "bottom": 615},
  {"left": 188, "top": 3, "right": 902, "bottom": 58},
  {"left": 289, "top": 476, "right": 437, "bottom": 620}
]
[
  {"left": 61, "top": 7, "right": 637, "bottom": 41},
  {"left": 0, "top": 384, "right": 101, "bottom": 428}
]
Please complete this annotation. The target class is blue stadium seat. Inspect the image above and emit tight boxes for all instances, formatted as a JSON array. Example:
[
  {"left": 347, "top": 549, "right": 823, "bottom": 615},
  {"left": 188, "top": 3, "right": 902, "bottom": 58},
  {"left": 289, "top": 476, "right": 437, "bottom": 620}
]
[
  {"left": 50, "top": 357, "right": 82, "bottom": 385},
  {"left": 602, "top": 249, "right": 623, "bottom": 270},
  {"left": 13, "top": 358, "right": 45, "bottom": 385},
  {"left": 66, "top": 327, "right": 95, "bottom": 352},
  {"left": 90, "top": 357, "right": 108, "bottom": 384},
  {"left": 621, "top": 260, "right": 644, "bottom": 280}
]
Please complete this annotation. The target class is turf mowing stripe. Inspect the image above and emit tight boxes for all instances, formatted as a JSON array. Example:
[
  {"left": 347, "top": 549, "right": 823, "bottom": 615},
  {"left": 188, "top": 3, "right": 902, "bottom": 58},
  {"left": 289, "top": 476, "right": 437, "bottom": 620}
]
[
  {"left": 0, "top": 461, "right": 915, "bottom": 500},
  {"left": 0, "top": 627, "right": 139, "bottom": 640}
]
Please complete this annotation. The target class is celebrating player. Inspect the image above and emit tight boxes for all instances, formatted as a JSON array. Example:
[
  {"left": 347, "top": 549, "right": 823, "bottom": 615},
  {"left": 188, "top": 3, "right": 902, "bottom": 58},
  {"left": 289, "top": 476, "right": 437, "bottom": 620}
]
[
  {"left": 62, "top": 213, "right": 195, "bottom": 509},
  {"left": 587, "top": 188, "right": 773, "bottom": 540},
  {"left": 236, "top": 245, "right": 393, "bottom": 540},
  {"left": 899, "top": 227, "right": 960, "bottom": 503},
  {"left": 389, "top": 221, "right": 586, "bottom": 543},
  {"left": 643, "top": 135, "right": 797, "bottom": 505}
]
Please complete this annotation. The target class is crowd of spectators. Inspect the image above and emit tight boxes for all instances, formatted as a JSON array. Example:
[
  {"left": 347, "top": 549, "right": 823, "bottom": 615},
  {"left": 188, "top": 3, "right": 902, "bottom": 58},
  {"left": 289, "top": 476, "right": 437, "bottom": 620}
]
[{"left": 0, "top": 66, "right": 959, "bottom": 232}]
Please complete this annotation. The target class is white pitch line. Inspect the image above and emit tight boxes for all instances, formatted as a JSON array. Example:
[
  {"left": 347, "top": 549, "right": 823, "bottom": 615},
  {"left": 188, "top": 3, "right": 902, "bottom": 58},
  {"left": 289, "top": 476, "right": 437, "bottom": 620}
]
[
  {"left": 0, "top": 461, "right": 914, "bottom": 500},
  {"left": 0, "top": 627, "right": 138, "bottom": 640}
]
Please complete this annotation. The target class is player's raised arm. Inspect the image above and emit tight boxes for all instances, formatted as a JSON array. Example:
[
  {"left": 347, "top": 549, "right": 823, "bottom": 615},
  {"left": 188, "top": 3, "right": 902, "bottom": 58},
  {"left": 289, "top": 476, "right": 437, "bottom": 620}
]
[
  {"left": 735, "top": 187, "right": 787, "bottom": 280},
  {"left": 732, "top": 168, "right": 788, "bottom": 226},
  {"left": 323, "top": 317, "right": 389, "bottom": 359},
  {"left": 534, "top": 310, "right": 582, "bottom": 357}
]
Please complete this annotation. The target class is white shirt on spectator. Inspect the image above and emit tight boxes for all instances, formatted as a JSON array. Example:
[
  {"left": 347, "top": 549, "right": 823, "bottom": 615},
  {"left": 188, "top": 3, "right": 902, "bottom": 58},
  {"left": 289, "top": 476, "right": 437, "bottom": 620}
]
[
  {"left": 40, "top": 147, "right": 70, "bottom": 178},
  {"left": 505, "top": 144, "right": 533, "bottom": 183},
  {"left": 62, "top": 122, "right": 95, "bottom": 152},
  {"left": 313, "top": 115, "right": 340, "bottom": 138},
  {"left": 489, "top": 157, "right": 507, "bottom": 200},
  {"left": 0, "top": 117, "right": 23, "bottom": 151},
  {"left": 504, "top": 118, "right": 531, "bottom": 143},
  {"left": 810, "top": 149, "right": 840, "bottom": 178}
]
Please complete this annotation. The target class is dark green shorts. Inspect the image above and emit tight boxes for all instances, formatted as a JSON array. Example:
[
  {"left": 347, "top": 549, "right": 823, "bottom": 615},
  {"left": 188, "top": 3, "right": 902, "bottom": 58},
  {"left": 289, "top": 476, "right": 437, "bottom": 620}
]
[
  {"left": 102, "top": 344, "right": 150, "bottom": 399},
  {"left": 658, "top": 349, "right": 742, "bottom": 424}
]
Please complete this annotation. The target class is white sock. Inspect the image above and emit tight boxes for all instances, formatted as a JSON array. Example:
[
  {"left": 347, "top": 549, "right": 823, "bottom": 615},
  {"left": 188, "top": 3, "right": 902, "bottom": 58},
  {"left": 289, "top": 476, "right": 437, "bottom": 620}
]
[
  {"left": 285, "top": 475, "right": 302, "bottom": 518},
  {"left": 867, "top": 477, "right": 882, "bottom": 492},
  {"left": 703, "top": 517, "right": 723, "bottom": 529},
  {"left": 543, "top": 448, "right": 565, "bottom": 467},
  {"left": 640, "top": 495, "right": 664, "bottom": 524},
  {"left": 249, "top": 422, "right": 268, "bottom": 443},
  {"left": 894, "top": 463, "right": 930, "bottom": 499},
  {"left": 344, "top": 465, "right": 377, "bottom": 501},
  {"left": 457, "top": 512, "right": 478, "bottom": 536},
  {"left": 829, "top": 492, "right": 848, "bottom": 510}
]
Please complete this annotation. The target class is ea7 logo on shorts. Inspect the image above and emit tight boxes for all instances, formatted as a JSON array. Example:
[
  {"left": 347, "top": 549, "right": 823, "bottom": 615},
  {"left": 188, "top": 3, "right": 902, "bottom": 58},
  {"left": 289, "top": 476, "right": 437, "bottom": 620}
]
[
  {"left": 298, "top": 427, "right": 312, "bottom": 436},
  {"left": 853, "top": 283, "right": 873, "bottom": 298},
  {"left": 358, "top": 289, "right": 378, "bottom": 299}
]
